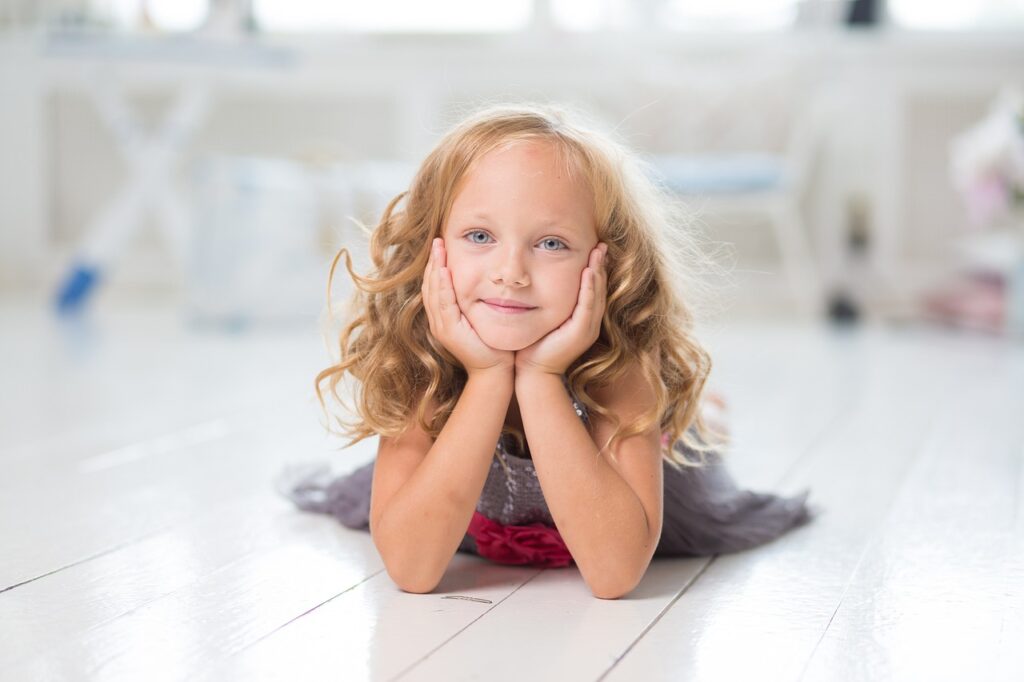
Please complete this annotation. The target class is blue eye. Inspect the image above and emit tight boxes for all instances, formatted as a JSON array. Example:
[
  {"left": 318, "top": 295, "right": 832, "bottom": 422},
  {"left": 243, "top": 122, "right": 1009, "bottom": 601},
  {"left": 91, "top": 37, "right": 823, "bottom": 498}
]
[
  {"left": 466, "top": 230, "right": 492, "bottom": 244},
  {"left": 540, "top": 238, "right": 567, "bottom": 251}
]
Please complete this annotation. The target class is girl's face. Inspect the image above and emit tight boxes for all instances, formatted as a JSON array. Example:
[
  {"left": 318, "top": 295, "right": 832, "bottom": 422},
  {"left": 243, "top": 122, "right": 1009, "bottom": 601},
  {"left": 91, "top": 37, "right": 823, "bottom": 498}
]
[{"left": 441, "top": 140, "right": 599, "bottom": 352}]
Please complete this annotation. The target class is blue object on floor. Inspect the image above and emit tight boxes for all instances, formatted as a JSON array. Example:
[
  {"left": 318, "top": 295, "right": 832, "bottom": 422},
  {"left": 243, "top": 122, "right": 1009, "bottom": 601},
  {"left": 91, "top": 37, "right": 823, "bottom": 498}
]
[{"left": 55, "top": 263, "right": 101, "bottom": 314}]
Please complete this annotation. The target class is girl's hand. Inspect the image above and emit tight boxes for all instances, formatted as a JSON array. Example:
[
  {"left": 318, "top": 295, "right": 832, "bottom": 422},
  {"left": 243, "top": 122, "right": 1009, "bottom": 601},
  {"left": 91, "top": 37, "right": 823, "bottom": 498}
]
[
  {"left": 515, "top": 243, "right": 608, "bottom": 378},
  {"left": 422, "top": 238, "right": 515, "bottom": 376}
]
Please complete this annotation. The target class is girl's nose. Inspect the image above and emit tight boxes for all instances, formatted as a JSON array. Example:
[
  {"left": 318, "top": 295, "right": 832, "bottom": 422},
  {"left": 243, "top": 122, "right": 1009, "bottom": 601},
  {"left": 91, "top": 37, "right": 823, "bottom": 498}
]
[{"left": 490, "top": 246, "right": 530, "bottom": 287}]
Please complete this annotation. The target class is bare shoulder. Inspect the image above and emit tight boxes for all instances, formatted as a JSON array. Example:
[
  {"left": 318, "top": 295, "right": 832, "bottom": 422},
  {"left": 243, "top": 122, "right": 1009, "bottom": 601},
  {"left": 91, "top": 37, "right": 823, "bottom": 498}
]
[{"left": 369, "top": 393, "right": 440, "bottom": 535}]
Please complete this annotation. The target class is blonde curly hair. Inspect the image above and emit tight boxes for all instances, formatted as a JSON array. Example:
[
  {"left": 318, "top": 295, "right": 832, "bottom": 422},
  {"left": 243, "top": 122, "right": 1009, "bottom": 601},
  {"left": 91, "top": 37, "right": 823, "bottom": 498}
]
[{"left": 316, "top": 102, "right": 731, "bottom": 469}]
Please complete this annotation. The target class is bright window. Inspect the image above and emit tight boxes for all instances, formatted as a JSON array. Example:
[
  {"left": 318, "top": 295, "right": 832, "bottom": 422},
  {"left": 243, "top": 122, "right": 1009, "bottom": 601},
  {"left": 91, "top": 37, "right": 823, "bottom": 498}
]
[
  {"left": 551, "top": 0, "right": 801, "bottom": 31},
  {"left": 90, "top": 0, "right": 211, "bottom": 32},
  {"left": 889, "top": 0, "right": 1024, "bottom": 30},
  {"left": 550, "top": 0, "right": 640, "bottom": 31},
  {"left": 251, "top": 0, "right": 532, "bottom": 33},
  {"left": 659, "top": 0, "right": 800, "bottom": 31}
]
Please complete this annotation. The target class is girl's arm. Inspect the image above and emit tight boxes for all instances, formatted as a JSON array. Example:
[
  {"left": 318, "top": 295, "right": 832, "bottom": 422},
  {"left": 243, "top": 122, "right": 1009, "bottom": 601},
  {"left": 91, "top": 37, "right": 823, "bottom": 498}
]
[
  {"left": 370, "top": 366, "right": 514, "bottom": 593},
  {"left": 515, "top": 360, "right": 664, "bottom": 599}
]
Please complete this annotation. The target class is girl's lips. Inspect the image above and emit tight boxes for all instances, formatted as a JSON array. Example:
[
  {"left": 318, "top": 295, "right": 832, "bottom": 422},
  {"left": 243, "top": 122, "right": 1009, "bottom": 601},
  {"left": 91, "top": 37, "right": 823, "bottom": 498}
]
[{"left": 481, "top": 300, "right": 536, "bottom": 314}]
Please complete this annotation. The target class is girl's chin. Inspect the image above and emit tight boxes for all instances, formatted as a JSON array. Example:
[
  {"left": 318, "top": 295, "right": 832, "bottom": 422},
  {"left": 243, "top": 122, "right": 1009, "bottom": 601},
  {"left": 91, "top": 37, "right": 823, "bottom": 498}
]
[
  {"left": 475, "top": 327, "right": 547, "bottom": 353},
  {"left": 465, "top": 308, "right": 561, "bottom": 352},
  {"left": 478, "top": 333, "right": 539, "bottom": 353}
]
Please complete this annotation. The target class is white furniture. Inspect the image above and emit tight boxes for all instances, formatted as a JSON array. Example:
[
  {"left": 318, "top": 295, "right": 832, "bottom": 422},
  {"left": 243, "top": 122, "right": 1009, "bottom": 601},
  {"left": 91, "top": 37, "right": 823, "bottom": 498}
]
[
  {"left": 42, "top": 32, "right": 295, "bottom": 313},
  {"left": 628, "top": 69, "right": 836, "bottom": 316}
]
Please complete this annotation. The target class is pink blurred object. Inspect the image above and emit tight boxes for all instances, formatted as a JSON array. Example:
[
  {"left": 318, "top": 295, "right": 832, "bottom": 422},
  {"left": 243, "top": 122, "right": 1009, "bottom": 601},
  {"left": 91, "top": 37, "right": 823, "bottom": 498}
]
[
  {"left": 950, "top": 87, "right": 1024, "bottom": 230},
  {"left": 921, "top": 270, "right": 1006, "bottom": 334},
  {"left": 963, "top": 176, "right": 1011, "bottom": 229}
]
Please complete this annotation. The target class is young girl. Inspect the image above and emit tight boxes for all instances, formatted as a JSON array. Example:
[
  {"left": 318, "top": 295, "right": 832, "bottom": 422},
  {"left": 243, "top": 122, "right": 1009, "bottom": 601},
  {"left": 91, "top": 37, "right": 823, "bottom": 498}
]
[{"left": 278, "top": 103, "right": 816, "bottom": 599}]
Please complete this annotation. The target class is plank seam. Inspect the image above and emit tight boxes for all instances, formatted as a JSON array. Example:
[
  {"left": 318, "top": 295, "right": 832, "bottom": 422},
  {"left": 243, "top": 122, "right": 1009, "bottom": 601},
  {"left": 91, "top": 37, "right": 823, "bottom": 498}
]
[
  {"left": 794, "top": 386, "right": 953, "bottom": 682},
  {"left": 596, "top": 556, "right": 717, "bottom": 682}
]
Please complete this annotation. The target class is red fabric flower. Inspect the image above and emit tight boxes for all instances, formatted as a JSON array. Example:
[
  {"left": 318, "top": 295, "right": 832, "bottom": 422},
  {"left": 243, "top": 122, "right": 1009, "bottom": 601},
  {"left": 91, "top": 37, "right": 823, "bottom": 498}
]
[{"left": 467, "top": 511, "right": 574, "bottom": 568}]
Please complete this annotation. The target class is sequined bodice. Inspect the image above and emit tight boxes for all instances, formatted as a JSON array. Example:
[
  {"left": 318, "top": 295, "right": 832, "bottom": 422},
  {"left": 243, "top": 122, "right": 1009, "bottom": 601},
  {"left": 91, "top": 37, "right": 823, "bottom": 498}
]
[{"left": 472, "top": 377, "right": 589, "bottom": 527}]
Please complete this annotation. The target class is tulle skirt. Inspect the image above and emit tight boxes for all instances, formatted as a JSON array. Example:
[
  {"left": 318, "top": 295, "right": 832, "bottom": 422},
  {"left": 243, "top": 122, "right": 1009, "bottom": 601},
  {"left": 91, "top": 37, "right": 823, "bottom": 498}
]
[{"left": 275, "top": 436, "right": 818, "bottom": 561}]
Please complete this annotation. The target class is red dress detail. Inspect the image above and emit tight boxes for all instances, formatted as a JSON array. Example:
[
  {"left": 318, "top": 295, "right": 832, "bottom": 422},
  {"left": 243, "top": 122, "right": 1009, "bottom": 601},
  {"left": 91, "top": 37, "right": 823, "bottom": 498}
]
[{"left": 467, "top": 511, "right": 574, "bottom": 568}]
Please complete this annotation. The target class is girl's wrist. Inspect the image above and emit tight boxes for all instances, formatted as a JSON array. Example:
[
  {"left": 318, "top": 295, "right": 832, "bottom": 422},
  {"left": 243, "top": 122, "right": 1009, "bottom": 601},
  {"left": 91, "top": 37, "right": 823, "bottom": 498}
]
[
  {"left": 514, "top": 366, "right": 566, "bottom": 386},
  {"left": 466, "top": 363, "right": 516, "bottom": 383},
  {"left": 514, "top": 357, "right": 567, "bottom": 380}
]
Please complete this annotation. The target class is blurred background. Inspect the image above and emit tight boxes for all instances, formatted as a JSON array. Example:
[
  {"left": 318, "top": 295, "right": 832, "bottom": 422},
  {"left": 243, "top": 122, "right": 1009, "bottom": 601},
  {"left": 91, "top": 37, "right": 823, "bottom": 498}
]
[{"left": 1, "top": 0, "right": 1023, "bottom": 332}]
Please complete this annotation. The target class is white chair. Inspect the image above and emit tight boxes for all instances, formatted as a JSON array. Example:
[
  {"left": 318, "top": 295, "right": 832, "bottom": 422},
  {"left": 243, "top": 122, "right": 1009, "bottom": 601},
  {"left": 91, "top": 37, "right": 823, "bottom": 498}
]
[{"left": 603, "top": 67, "right": 834, "bottom": 316}]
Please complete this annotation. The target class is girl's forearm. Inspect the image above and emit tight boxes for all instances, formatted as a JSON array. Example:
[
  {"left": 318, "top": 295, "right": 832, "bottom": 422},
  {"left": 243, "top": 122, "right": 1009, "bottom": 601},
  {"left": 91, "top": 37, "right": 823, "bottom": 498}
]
[
  {"left": 374, "top": 367, "right": 514, "bottom": 593},
  {"left": 515, "top": 371, "right": 654, "bottom": 599}
]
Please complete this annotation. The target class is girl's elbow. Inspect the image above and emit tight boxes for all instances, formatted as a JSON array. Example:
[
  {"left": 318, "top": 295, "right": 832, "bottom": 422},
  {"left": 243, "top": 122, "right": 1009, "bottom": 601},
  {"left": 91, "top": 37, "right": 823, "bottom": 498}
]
[
  {"left": 373, "top": 533, "right": 445, "bottom": 594},
  {"left": 590, "top": 582, "right": 636, "bottom": 600},
  {"left": 586, "top": 558, "right": 650, "bottom": 599},
  {"left": 588, "top": 571, "right": 642, "bottom": 600},
  {"left": 387, "top": 565, "right": 442, "bottom": 594},
  {"left": 378, "top": 545, "right": 444, "bottom": 594},
  {"left": 397, "top": 579, "right": 441, "bottom": 595}
]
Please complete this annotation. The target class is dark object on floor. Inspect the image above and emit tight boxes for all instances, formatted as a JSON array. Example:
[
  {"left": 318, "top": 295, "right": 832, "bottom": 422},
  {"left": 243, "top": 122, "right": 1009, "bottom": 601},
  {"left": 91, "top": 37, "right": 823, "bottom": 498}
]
[
  {"left": 828, "top": 290, "right": 861, "bottom": 324},
  {"left": 846, "top": 0, "right": 880, "bottom": 26}
]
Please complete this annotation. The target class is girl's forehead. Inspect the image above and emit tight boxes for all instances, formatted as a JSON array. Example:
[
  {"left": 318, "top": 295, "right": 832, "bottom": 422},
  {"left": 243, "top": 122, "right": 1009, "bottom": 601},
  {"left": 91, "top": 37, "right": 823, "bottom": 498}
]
[
  {"left": 474, "top": 138, "right": 580, "bottom": 176},
  {"left": 449, "top": 141, "right": 594, "bottom": 219}
]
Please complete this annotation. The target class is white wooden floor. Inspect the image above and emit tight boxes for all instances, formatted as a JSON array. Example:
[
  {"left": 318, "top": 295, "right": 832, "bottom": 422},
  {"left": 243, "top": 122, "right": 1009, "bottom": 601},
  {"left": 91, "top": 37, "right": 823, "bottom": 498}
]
[{"left": 1, "top": 290, "right": 1021, "bottom": 682}]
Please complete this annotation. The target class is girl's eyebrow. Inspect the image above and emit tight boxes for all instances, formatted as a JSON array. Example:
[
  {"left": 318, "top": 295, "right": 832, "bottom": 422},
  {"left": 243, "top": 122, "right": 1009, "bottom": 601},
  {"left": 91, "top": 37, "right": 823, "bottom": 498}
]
[{"left": 464, "top": 212, "right": 575, "bottom": 232}]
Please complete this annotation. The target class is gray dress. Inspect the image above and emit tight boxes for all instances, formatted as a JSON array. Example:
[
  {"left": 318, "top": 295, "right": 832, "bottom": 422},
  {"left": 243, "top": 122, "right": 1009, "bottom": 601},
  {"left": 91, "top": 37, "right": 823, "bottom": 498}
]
[{"left": 276, "top": 379, "right": 817, "bottom": 560}]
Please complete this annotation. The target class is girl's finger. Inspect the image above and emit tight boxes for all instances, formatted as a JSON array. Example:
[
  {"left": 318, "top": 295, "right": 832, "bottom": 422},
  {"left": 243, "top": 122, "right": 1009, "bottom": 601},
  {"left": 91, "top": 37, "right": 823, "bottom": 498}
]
[
  {"left": 592, "top": 268, "right": 606, "bottom": 335},
  {"left": 438, "top": 265, "right": 459, "bottom": 326},
  {"left": 571, "top": 266, "right": 595, "bottom": 325},
  {"left": 584, "top": 266, "right": 603, "bottom": 337},
  {"left": 436, "top": 238, "right": 447, "bottom": 269},
  {"left": 595, "top": 245, "right": 608, "bottom": 310},
  {"left": 589, "top": 246, "right": 604, "bottom": 295},
  {"left": 433, "top": 239, "right": 460, "bottom": 327}
]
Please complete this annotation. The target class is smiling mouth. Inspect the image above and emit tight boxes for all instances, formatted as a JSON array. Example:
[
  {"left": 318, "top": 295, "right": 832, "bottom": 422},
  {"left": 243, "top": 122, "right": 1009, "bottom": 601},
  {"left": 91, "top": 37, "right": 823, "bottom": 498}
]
[{"left": 481, "top": 300, "right": 536, "bottom": 314}]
